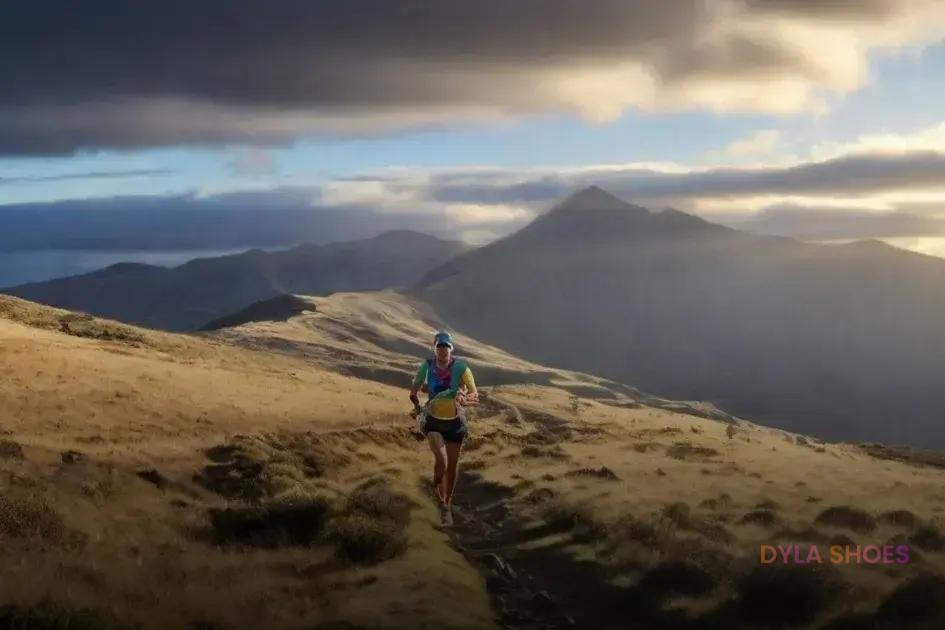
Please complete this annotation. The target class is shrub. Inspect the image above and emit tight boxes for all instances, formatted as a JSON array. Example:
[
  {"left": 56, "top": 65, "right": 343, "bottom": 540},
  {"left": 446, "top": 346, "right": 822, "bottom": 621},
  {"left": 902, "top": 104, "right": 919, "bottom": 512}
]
[
  {"left": 878, "top": 572, "right": 945, "bottom": 625},
  {"left": 328, "top": 513, "right": 408, "bottom": 564},
  {"left": 0, "top": 600, "right": 125, "bottom": 630},
  {"left": 0, "top": 493, "right": 65, "bottom": 542},
  {"left": 739, "top": 563, "right": 845, "bottom": 626},
  {"left": 209, "top": 492, "right": 331, "bottom": 548},
  {"left": 328, "top": 478, "right": 413, "bottom": 564},
  {"left": 877, "top": 509, "right": 920, "bottom": 529},
  {"left": 540, "top": 500, "right": 607, "bottom": 543},
  {"left": 815, "top": 506, "right": 876, "bottom": 534}
]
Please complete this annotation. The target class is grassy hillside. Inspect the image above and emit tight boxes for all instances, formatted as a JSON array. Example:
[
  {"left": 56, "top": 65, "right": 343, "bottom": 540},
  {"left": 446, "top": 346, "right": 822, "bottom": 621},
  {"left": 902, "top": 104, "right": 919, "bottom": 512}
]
[
  {"left": 0, "top": 295, "right": 491, "bottom": 629},
  {"left": 2, "top": 293, "right": 945, "bottom": 628}
]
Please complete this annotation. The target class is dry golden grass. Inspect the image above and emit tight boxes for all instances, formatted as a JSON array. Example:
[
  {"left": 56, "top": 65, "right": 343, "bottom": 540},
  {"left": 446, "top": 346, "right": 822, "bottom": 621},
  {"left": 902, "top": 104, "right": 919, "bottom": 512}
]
[{"left": 3, "top": 292, "right": 945, "bottom": 628}]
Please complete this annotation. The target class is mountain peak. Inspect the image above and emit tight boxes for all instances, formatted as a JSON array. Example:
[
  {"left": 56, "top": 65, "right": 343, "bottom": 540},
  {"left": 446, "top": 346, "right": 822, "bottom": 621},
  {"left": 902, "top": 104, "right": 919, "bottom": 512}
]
[
  {"left": 845, "top": 238, "right": 895, "bottom": 250},
  {"left": 551, "top": 186, "right": 647, "bottom": 215}
]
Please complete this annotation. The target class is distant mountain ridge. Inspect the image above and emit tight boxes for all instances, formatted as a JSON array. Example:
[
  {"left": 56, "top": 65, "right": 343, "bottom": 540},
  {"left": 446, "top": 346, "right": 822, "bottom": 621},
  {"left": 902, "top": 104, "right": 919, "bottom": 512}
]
[
  {"left": 4, "top": 230, "right": 470, "bottom": 331},
  {"left": 413, "top": 186, "right": 945, "bottom": 447}
]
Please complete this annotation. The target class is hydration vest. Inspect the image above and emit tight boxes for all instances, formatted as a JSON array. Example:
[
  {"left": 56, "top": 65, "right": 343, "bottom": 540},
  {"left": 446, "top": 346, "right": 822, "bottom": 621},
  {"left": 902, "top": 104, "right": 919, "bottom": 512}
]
[{"left": 425, "top": 357, "right": 468, "bottom": 400}]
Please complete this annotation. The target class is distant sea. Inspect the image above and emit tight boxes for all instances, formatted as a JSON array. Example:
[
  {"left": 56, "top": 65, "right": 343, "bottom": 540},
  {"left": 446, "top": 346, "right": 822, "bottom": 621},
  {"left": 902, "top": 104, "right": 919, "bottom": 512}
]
[{"left": 0, "top": 248, "right": 251, "bottom": 288}]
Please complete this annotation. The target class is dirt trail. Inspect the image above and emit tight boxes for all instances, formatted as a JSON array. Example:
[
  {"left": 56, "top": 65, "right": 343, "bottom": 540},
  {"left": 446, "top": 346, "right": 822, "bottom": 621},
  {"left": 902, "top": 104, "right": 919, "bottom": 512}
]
[
  {"left": 440, "top": 398, "right": 640, "bottom": 630},
  {"left": 448, "top": 471, "right": 587, "bottom": 629},
  {"left": 439, "top": 401, "right": 730, "bottom": 630}
]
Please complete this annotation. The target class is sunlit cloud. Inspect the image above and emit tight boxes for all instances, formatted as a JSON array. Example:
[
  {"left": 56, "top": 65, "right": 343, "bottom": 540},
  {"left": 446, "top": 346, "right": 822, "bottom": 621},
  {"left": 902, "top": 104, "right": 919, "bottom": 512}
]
[
  {"left": 319, "top": 178, "right": 425, "bottom": 211},
  {"left": 444, "top": 203, "right": 532, "bottom": 225},
  {"left": 4, "top": 1, "right": 945, "bottom": 154},
  {"left": 812, "top": 121, "right": 945, "bottom": 160}
]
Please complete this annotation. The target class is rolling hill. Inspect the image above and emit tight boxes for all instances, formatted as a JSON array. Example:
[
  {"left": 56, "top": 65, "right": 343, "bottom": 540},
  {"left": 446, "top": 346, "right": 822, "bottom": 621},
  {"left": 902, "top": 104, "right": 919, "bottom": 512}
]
[{"left": 3, "top": 230, "right": 469, "bottom": 331}]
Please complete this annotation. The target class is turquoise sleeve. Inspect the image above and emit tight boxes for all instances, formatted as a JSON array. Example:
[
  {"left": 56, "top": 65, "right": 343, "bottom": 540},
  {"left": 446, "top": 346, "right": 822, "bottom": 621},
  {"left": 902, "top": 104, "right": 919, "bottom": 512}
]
[{"left": 412, "top": 361, "right": 427, "bottom": 386}]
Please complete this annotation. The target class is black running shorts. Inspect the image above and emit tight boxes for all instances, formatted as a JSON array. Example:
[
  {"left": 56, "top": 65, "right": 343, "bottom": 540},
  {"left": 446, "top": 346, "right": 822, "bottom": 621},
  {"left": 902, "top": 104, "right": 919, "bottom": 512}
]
[{"left": 422, "top": 416, "right": 468, "bottom": 444}]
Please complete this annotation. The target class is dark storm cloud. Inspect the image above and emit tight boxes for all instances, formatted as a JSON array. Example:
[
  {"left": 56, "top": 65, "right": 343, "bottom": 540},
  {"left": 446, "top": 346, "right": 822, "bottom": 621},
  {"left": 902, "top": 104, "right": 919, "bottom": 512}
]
[
  {"left": 428, "top": 151, "right": 945, "bottom": 204},
  {"left": 0, "top": 1, "right": 697, "bottom": 106},
  {"left": 2, "top": 0, "right": 942, "bottom": 154}
]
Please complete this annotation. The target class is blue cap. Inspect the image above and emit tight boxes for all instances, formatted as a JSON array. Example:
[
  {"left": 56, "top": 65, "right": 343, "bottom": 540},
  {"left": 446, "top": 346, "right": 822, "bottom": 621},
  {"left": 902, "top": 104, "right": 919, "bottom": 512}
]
[{"left": 433, "top": 331, "right": 453, "bottom": 348}]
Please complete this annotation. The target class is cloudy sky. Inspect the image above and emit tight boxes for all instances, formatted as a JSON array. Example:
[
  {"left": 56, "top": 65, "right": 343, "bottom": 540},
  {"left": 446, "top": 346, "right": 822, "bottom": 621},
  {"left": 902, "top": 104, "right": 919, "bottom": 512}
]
[{"left": 5, "top": 0, "right": 945, "bottom": 256}]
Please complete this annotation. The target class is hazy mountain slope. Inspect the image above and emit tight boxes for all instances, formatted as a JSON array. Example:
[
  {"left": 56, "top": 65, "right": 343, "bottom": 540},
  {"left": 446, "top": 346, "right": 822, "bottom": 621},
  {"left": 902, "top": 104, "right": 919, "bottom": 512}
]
[
  {"left": 411, "top": 187, "right": 945, "bottom": 447},
  {"left": 3, "top": 230, "right": 469, "bottom": 331}
]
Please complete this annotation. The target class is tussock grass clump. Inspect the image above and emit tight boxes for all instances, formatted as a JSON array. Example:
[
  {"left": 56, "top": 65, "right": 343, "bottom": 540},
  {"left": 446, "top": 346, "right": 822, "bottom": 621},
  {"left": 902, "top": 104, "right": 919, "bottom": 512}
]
[
  {"left": 877, "top": 571, "right": 945, "bottom": 626},
  {"left": 209, "top": 491, "right": 331, "bottom": 548},
  {"left": 909, "top": 523, "right": 945, "bottom": 552},
  {"left": 198, "top": 436, "right": 345, "bottom": 500},
  {"left": 328, "top": 477, "right": 413, "bottom": 564},
  {"left": 342, "top": 477, "right": 413, "bottom": 523},
  {"left": 691, "top": 521, "right": 735, "bottom": 545},
  {"left": 0, "top": 440, "right": 24, "bottom": 459},
  {"left": 521, "top": 444, "right": 561, "bottom": 458},
  {"left": 655, "top": 502, "right": 735, "bottom": 545},
  {"left": 815, "top": 506, "right": 876, "bottom": 534},
  {"left": 540, "top": 500, "right": 607, "bottom": 539},
  {"left": 613, "top": 515, "right": 660, "bottom": 547},
  {"left": 0, "top": 600, "right": 126, "bottom": 630},
  {"left": 739, "top": 563, "right": 846, "bottom": 627},
  {"left": 0, "top": 493, "right": 66, "bottom": 542},
  {"left": 0, "top": 297, "right": 146, "bottom": 345},
  {"left": 877, "top": 509, "right": 920, "bottom": 529},
  {"left": 523, "top": 487, "right": 556, "bottom": 505},
  {"left": 608, "top": 512, "right": 736, "bottom": 578},
  {"left": 55, "top": 312, "right": 146, "bottom": 344},
  {"left": 261, "top": 461, "right": 309, "bottom": 495},
  {"left": 774, "top": 526, "right": 830, "bottom": 545},
  {"left": 195, "top": 460, "right": 266, "bottom": 501},
  {"left": 329, "top": 514, "right": 407, "bottom": 565},
  {"left": 661, "top": 502, "right": 691, "bottom": 528},
  {"left": 739, "top": 509, "right": 781, "bottom": 528},
  {"left": 637, "top": 560, "right": 718, "bottom": 598},
  {"left": 666, "top": 442, "right": 719, "bottom": 461},
  {"left": 753, "top": 499, "right": 780, "bottom": 511},
  {"left": 564, "top": 466, "right": 619, "bottom": 481},
  {"left": 698, "top": 493, "right": 733, "bottom": 511}
]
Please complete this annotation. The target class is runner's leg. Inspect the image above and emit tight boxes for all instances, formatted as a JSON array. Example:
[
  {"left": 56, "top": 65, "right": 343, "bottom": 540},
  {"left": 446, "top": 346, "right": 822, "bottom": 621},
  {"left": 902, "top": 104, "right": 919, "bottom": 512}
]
[
  {"left": 444, "top": 441, "right": 463, "bottom": 506},
  {"left": 427, "top": 432, "right": 447, "bottom": 503}
]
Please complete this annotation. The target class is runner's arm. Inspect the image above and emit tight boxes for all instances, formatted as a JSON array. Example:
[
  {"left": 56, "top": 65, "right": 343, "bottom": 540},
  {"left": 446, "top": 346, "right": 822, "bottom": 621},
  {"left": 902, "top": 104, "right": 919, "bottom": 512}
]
[
  {"left": 409, "top": 362, "right": 427, "bottom": 404},
  {"left": 457, "top": 367, "right": 479, "bottom": 406},
  {"left": 461, "top": 367, "right": 477, "bottom": 394}
]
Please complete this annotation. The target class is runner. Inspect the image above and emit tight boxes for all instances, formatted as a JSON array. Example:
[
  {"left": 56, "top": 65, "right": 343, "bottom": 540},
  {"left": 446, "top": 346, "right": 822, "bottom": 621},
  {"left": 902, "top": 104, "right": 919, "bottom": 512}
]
[{"left": 409, "top": 331, "right": 478, "bottom": 526}]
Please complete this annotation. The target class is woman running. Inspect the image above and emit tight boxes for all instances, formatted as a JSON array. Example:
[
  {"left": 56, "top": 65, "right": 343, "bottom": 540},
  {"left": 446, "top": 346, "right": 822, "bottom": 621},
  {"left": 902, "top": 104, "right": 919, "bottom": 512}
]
[{"left": 409, "top": 331, "right": 478, "bottom": 526}]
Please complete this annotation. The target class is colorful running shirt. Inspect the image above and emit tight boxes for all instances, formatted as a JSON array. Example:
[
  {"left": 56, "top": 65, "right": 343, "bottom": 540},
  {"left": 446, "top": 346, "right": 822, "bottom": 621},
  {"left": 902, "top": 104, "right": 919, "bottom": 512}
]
[{"left": 413, "top": 357, "right": 476, "bottom": 420}]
